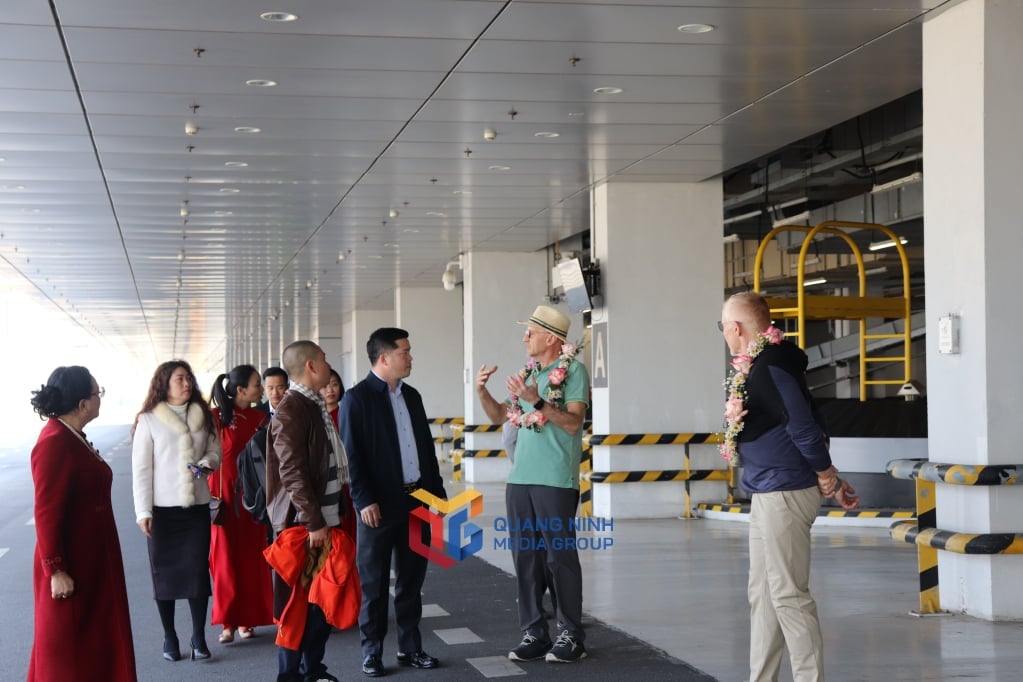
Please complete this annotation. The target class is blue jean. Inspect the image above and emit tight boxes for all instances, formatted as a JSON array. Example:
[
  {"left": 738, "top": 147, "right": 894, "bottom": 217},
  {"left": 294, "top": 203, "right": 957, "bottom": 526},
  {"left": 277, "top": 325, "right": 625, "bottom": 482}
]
[{"left": 277, "top": 603, "right": 331, "bottom": 679}]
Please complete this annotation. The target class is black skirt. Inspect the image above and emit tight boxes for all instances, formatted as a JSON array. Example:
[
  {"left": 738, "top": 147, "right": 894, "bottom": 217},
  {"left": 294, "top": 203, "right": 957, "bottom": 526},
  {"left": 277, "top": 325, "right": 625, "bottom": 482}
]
[{"left": 148, "top": 505, "right": 212, "bottom": 600}]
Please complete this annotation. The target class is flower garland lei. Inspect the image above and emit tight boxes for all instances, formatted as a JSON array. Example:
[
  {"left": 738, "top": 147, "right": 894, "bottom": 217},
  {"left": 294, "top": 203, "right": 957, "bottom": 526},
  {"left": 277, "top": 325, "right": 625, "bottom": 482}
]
[
  {"left": 720, "top": 325, "right": 783, "bottom": 466},
  {"left": 506, "top": 342, "right": 581, "bottom": 432}
]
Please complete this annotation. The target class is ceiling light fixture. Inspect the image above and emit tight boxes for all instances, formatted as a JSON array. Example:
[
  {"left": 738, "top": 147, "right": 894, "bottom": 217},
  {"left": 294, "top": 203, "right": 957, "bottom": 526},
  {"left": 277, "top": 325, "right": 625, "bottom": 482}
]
[
  {"left": 441, "top": 254, "right": 464, "bottom": 291},
  {"left": 185, "top": 122, "right": 198, "bottom": 135},
  {"left": 213, "top": 210, "right": 233, "bottom": 216},
  {"left": 568, "top": 112, "right": 585, "bottom": 117},
  {"left": 337, "top": 251, "right": 347, "bottom": 262},
  {"left": 180, "top": 200, "right": 190, "bottom": 217},
  {"left": 245, "top": 79, "right": 278, "bottom": 87},
  {"left": 488, "top": 165, "right": 511, "bottom": 171},
  {"left": 389, "top": 208, "right": 399, "bottom": 218},
  {"left": 426, "top": 211, "right": 447, "bottom": 218},
  {"left": 864, "top": 266, "right": 888, "bottom": 276},
  {"left": 178, "top": 249, "right": 186, "bottom": 262},
  {"left": 678, "top": 23, "right": 715, "bottom": 33},
  {"left": 452, "top": 189, "right": 471, "bottom": 195},
  {"left": 224, "top": 161, "right": 248, "bottom": 167},
  {"left": 723, "top": 208, "right": 762, "bottom": 225},
  {"left": 483, "top": 128, "right": 496, "bottom": 141},
  {"left": 803, "top": 277, "right": 828, "bottom": 287},
  {"left": 260, "top": 11, "right": 298, "bottom": 22},
  {"left": 593, "top": 86, "right": 623, "bottom": 95},
  {"left": 871, "top": 171, "right": 923, "bottom": 194},
  {"left": 772, "top": 210, "right": 811, "bottom": 228},
  {"left": 868, "top": 237, "right": 908, "bottom": 251},
  {"left": 219, "top": 187, "right": 240, "bottom": 193},
  {"left": 234, "top": 126, "right": 262, "bottom": 134},
  {"left": 534, "top": 131, "right": 560, "bottom": 138}
]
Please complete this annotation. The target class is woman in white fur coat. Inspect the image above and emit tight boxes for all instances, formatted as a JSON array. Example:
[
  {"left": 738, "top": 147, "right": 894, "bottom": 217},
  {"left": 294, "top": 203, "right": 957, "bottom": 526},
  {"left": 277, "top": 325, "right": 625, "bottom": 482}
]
[{"left": 132, "top": 360, "right": 221, "bottom": 663}]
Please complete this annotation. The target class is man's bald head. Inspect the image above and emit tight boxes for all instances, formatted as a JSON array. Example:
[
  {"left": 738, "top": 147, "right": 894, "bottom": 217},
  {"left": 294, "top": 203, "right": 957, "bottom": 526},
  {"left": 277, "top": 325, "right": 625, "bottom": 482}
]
[{"left": 282, "top": 340, "right": 323, "bottom": 382}]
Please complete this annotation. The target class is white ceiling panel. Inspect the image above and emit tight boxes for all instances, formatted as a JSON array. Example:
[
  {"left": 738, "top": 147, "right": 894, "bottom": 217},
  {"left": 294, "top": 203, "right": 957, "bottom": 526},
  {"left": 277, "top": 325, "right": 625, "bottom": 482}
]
[{"left": 0, "top": 0, "right": 943, "bottom": 365}]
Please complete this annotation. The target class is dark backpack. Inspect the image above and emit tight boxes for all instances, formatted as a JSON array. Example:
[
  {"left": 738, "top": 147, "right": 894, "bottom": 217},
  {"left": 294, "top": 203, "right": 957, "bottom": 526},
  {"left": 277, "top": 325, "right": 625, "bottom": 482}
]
[{"left": 238, "top": 422, "right": 270, "bottom": 526}]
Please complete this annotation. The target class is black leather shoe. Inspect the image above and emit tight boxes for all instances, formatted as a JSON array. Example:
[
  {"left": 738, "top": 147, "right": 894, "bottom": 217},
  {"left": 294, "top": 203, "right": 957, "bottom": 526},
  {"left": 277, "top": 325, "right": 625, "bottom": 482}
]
[
  {"left": 361, "top": 655, "right": 386, "bottom": 677},
  {"left": 190, "top": 637, "right": 211, "bottom": 660},
  {"left": 163, "top": 637, "right": 181, "bottom": 662},
  {"left": 397, "top": 651, "right": 439, "bottom": 669}
]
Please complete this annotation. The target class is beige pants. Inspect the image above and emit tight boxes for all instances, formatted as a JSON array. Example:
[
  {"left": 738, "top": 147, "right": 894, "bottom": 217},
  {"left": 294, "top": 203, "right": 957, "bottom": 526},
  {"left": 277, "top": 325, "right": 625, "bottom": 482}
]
[{"left": 748, "top": 486, "right": 825, "bottom": 682}]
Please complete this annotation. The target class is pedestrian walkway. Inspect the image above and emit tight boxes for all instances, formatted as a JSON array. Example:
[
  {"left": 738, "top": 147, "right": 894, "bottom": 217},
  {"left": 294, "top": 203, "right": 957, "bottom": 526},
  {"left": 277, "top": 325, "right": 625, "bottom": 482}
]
[{"left": 6, "top": 426, "right": 1023, "bottom": 681}]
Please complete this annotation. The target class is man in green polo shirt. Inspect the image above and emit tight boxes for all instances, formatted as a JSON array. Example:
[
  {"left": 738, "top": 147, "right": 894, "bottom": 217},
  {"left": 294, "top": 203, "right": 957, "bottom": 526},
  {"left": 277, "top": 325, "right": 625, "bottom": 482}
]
[{"left": 476, "top": 305, "right": 589, "bottom": 664}]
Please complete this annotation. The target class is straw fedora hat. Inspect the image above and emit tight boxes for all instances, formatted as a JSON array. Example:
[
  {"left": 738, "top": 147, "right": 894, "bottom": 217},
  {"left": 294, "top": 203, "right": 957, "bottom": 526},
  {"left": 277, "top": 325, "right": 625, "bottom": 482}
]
[{"left": 518, "top": 305, "right": 570, "bottom": 341}]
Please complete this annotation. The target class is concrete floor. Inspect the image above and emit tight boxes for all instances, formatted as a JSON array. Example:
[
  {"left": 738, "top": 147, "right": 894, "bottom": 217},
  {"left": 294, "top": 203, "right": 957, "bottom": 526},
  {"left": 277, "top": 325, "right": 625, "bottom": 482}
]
[{"left": 461, "top": 478, "right": 1023, "bottom": 681}]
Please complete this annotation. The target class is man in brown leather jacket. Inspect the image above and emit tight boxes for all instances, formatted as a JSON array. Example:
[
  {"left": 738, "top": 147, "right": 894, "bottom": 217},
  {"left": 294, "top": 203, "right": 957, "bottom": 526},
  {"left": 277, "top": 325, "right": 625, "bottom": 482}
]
[{"left": 267, "top": 340, "right": 350, "bottom": 682}]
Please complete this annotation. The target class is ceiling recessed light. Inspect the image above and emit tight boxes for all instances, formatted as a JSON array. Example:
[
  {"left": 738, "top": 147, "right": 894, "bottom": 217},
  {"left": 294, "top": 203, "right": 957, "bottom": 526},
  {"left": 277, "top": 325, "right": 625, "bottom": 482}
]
[
  {"left": 534, "top": 131, "right": 560, "bottom": 138},
  {"left": 245, "top": 79, "right": 278, "bottom": 87},
  {"left": 488, "top": 165, "right": 511, "bottom": 171},
  {"left": 213, "top": 210, "right": 233, "bottom": 216},
  {"left": 260, "top": 11, "right": 298, "bottom": 22},
  {"left": 234, "top": 126, "right": 262, "bottom": 134},
  {"left": 402, "top": 228, "right": 420, "bottom": 234},
  {"left": 568, "top": 112, "right": 585, "bottom": 117},
  {"left": 452, "top": 189, "right": 472, "bottom": 195},
  {"left": 426, "top": 211, "right": 447, "bottom": 218},
  {"left": 219, "top": 187, "right": 240, "bottom": 193},
  {"left": 593, "top": 86, "right": 623, "bottom": 95},
  {"left": 678, "top": 23, "right": 715, "bottom": 34},
  {"left": 224, "top": 161, "right": 248, "bottom": 167}
]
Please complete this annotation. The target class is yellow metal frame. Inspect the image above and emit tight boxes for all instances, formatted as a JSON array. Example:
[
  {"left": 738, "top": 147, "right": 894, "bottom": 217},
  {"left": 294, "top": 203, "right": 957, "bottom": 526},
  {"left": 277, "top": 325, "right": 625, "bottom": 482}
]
[{"left": 752, "top": 221, "right": 912, "bottom": 401}]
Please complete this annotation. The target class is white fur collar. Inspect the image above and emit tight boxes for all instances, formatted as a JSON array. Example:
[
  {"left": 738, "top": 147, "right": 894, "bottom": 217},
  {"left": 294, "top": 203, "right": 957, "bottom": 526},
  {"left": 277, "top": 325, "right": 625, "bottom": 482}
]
[{"left": 153, "top": 401, "right": 207, "bottom": 507}]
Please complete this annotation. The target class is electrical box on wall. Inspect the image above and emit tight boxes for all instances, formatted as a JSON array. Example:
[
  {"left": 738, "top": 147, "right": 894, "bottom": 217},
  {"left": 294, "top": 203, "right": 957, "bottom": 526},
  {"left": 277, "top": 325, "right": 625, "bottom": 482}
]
[{"left": 937, "top": 314, "right": 960, "bottom": 354}]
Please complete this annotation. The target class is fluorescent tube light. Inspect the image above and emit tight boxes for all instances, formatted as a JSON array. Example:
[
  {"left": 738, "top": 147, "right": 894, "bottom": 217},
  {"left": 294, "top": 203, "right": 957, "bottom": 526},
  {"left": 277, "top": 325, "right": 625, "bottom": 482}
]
[
  {"left": 864, "top": 266, "right": 888, "bottom": 276},
  {"left": 868, "top": 237, "right": 908, "bottom": 251},
  {"left": 723, "top": 209, "right": 762, "bottom": 225},
  {"left": 803, "top": 277, "right": 828, "bottom": 287},
  {"left": 772, "top": 210, "right": 811, "bottom": 228},
  {"left": 871, "top": 171, "right": 922, "bottom": 194},
  {"left": 723, "top": 233, "right": 741, "bottom": 244},
  {"left": 791, "top": 257, "right": 820, "bottom": 267}
]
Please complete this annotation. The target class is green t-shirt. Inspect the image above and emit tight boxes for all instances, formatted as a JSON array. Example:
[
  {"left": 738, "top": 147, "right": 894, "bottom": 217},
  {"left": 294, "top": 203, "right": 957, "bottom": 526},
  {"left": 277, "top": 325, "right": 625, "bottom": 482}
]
[{"left": 508, "top": 358, "right": 590, "bottom": 489}]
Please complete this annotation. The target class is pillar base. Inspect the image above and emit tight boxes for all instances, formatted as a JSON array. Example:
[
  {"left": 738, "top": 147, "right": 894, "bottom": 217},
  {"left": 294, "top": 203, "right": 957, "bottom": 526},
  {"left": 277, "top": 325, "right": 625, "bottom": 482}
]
[
  {"left": 464, "top": 457, "right": 511, "bottom": 483},
  {"left": 593, "top": 481, "right": 726, "bottom": 519}
]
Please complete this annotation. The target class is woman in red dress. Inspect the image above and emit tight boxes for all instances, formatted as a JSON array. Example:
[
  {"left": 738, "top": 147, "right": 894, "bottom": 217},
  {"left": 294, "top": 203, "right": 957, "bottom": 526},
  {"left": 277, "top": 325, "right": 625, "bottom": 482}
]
[
  {"left": 28, "top": 366, "right": 136, "bottom": 681},
  {"left": 320, "top": 369, "right": 357, "bottom": 540},
  {"left": 209, "top": 364, "right": 275, "bottom": 643}
]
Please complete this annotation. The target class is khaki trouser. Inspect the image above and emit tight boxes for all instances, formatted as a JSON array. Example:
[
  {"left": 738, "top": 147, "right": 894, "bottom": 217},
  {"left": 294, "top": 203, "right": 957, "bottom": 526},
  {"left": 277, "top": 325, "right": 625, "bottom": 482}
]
[{"left": 748, "top": 486, "right": 825, "bottom": 682}]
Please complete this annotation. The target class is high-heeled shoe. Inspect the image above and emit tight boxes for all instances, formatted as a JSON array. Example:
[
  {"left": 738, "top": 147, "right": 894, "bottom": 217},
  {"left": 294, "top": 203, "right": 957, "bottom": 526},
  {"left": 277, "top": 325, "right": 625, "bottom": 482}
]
[
  {"left": 190, "top": 637, "right": 211, "bottom": 660},
  {"left": 163, "top": 636, "right": 181, "bottom": 662},
  {"left": 238, "top": 626, "right": 255, "bottom": 639},
  {"left": 218, "top": 628, "right": 235, "bottom": 644}
]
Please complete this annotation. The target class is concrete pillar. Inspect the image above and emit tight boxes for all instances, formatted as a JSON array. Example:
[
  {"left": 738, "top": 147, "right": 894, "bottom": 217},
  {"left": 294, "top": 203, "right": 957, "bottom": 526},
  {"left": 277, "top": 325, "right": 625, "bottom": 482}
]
[
  {"left": 317, "top": 315, "right": 344, "bottom": 380},
  {"left": 591, "top": 180, "right": 724, "bottom": 518},
  {"left": 396, "top": 286, "right": 463, "bottom": 420},
  {"left": 462, "top": 250, "right": 554, "bottom": 481},
  {"left": 924, "top": 0, "right": 1023, "bottom": 619},
  {"left": 346, "top": 309, "right": 395, "bottom": 382}
]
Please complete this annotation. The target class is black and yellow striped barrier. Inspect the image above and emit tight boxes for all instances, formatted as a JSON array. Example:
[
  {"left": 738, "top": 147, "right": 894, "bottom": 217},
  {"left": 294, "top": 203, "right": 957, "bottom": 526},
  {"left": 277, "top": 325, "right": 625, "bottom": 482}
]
[
  {"left": 452, "top": 451, "right": 462, "bottom": 482},
  {"left": 579, "top": 439, "right": 593, "bottom": 518},
  {"left": 433, "top": 436, "right": 454, "bottom": 444},
  {"left": 891, "top": 522, "right": 1023, "bottom": 555},
  {"left": 453, "top": 424, "right": 503, "bottom": 434},
  {"left": 696, "top": 503, "right": 916, "bottom": 520},
  {"left": 585, "top": 469, "right": 729, "bottom": 484},
  {"left": 887, "top": 459, "right": 1020, "bottom": 486},
  {"left": 887, "top": 460, "right": 943, "bottom": 615},
  {"left": 427, "top": 417, "right": 465, "bottom": 425},
  {"left": 452, "top": 448, "right": 507, "bottom": 458},
  {"left": 584, "top": 432, "right": 723, "bottom": 446}
]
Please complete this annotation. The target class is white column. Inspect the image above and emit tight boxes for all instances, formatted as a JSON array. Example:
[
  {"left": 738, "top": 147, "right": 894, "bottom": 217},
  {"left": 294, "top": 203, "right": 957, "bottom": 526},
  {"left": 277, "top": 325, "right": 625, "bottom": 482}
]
[
  {"left": 317, "top": 316, "right": 344, "bottom": 380},
  {"left": 591, "top": 180, "right": 724, "bottom": 518},
  {"left": 924, "top": 0, "right": 1023, "bottom": 619},
  {"left": 396, "top": 286, "right": 463, "bottom": 420},
  {"left": 347, "top": 309, "right": 395, "bottom": 382},
  {"left": 462, "top": 251, "right": 553, "bottom": 481}
]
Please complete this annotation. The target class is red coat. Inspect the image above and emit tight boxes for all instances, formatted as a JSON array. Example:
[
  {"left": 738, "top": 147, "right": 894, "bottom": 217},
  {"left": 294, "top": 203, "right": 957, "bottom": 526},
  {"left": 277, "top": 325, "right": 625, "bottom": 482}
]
[
  {"left": 209, "top": 405, "right": 275, "bottom": 627},
  {"left": 264, "top": 526, "right": 360, "bottom": 650},
  {"left": 29, "top": 419, "right": 136, "bottom": 681}
]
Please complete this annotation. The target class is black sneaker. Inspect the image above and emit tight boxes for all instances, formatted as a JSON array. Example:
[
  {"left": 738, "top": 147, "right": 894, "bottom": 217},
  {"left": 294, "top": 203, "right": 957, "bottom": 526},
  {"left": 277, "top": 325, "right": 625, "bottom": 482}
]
[
  {"left": 508, "top": 633, "right": 552, "bottom": 662},
  {"left": 545, "top": 630, "right": 586, "bottom": 663}
]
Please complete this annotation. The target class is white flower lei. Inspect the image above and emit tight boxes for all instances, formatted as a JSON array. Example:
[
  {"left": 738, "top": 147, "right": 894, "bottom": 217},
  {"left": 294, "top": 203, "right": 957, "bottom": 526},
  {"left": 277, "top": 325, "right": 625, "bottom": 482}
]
[{"left": 719, "top": 326, "right": 783, "bottom": 466}]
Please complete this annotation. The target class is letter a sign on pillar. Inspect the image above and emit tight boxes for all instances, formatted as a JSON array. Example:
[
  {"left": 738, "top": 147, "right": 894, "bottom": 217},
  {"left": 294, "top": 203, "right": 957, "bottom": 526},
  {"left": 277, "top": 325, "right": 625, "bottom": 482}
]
[{"left": 591, "top": 321, "right": 608, "bottom": 388}]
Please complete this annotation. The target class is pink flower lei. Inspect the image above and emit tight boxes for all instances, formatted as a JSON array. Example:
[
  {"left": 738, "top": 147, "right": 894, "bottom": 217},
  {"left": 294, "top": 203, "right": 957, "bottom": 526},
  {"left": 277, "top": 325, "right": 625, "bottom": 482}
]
[
  {"left": 719, "top": 325, "right": 783, "bottom": 466},
  {"left": 506, "top": 342, "right": 581, "bottom": 432}
]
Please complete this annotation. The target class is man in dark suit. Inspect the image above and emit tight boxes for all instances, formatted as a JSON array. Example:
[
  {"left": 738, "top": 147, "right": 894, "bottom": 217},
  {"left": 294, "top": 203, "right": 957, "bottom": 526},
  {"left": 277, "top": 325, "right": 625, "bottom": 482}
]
[{"left": 339, "top": 327, "right": 446, "bottom": 677}]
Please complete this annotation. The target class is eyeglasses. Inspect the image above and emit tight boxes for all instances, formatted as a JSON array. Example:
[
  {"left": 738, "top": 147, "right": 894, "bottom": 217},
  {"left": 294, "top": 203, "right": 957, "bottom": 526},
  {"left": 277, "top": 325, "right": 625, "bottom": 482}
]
[
  {"left": 92, "top": 387, "right": 106, "bottom": 398},
  {"left": 524, "top": 328, "right": 548, "bottom": 339},
  {"left": 717, "top": 320, "right": 740, "bottom": 332}
]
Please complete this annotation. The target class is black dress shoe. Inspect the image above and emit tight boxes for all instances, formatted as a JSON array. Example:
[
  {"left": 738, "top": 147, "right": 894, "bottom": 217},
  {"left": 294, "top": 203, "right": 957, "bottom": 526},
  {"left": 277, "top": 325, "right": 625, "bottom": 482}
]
[
  {"left": 361, "top": 654, "right": 386, "bottom": 677},
  {"left": 163, "top": 637, "right": 181, "bottom": 662},
  {"left": 190, "top": 637, "right": 211, "bottom": 660},
  {"left": 397, "top": 651, "right": 439, "bottom": 669}
]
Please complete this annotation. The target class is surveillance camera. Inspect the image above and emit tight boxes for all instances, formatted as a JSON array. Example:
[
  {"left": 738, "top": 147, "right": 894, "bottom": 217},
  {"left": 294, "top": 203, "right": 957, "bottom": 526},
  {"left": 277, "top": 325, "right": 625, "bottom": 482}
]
[
  {"left": 441, "top": 269, "right": 457, "bottom": 291},
  {"left": 483, "top": 128, "right": 496, "bottom": 141}
]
